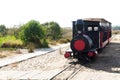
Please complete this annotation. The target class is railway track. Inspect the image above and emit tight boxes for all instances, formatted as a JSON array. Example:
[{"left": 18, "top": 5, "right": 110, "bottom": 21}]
[
  {"left": 49, "top": 61, "right": 86, "bottom": 80},
  {"left": 49, "top": 35, "right": 119, "bottom": 80},
  {"left": 48, "top": 35, "right": 117, "bottom": 80}
]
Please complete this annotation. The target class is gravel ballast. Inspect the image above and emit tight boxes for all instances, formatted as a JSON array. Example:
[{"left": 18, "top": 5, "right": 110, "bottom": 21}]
[{"left": 0, "top": 44, "right": 71, "bottom": 71}]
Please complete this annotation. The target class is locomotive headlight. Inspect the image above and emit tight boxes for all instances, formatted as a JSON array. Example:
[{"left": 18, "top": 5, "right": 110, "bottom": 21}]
[{"left": 78, "top": 31, "right": 81, "bottom": 34}]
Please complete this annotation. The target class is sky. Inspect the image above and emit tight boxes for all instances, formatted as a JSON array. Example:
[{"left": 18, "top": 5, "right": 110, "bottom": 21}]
[{"left": 0, "top": 0, "right": 120, "bottom": 27}]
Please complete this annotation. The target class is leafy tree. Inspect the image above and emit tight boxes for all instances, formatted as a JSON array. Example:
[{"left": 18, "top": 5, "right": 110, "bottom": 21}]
[
  {"left": 49, "top": 22, "right": 62, "bottom": 40},
  {"left": 0, "top": 25, "right": 7, "bottom": 36},
  {"left": 42, "top": 22, "right": 62, "bottom": 40},
  {"left": 19, "top": 20, "right": 46, "bottom": 47}
]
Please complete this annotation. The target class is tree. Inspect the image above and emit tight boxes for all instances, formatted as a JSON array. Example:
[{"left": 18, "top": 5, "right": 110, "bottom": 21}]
[
  {"left": 0, "top": 25, "right": 7, "bottom": 36},
  {"left": 49, "top": 22, "right": 62, "bottom": 40},
  {"left": 19, "top": 20, "right": 46, "bottom": 46},
  {"left": 42, "top": 22, "right": 62, "bottom": 40}
]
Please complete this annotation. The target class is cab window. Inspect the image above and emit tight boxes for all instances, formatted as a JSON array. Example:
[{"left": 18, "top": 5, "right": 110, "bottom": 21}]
[
  {"left": 94, "top": 27, "right": 98, "bottom": 31},
  {"left": 88, "top": 27, "right": 92, "bottom": 31}
]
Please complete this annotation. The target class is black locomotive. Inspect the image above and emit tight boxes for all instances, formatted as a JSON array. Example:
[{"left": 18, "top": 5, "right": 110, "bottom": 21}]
[{"left": 64, "top": 18, "right": 112, "bottom": 61}]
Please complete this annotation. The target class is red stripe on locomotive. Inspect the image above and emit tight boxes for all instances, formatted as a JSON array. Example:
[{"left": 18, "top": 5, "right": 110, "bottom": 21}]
[{"left": 100, "top": 32, "right": 103, "bottom": 48}]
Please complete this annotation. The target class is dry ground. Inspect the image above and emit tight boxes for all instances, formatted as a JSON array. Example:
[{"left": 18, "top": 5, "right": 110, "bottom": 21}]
[
  {"left": 0, "top": 44, "right": 66, "bottom": 59},
  {"left": 0, "top": 50, "right": 21, "bottom": 58}
]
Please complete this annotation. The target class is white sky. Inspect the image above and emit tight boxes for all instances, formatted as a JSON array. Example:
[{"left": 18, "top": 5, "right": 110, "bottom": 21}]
[{"left": 0, "top": 0, "right": 120, "bottom": 27}]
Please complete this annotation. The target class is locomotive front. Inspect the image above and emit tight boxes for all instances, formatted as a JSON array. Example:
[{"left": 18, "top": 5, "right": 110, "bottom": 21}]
[
  {"left": 70, "top": 20, "right": 93, "bottom": 51},
  {"left": 64, "top": 19, "right": 97, "bottom": 61}
]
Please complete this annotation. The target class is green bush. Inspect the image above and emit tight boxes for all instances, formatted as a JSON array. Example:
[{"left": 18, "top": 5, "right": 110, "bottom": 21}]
[
  {"left": 41, "top": 39, "right": 48, "bottom": 48},
  {"left": 19, "top": 20, "right": 47, "bottom": 48},
  {"left": 42, "top": 22, "right": 62, "bottom": 40}
]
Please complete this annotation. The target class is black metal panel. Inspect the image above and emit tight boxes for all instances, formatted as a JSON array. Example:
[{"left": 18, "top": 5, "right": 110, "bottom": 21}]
[
  {"left": 84, "top": 21, "right": 99, "bottom": 26},
  {"left": 103, "top": 32, "right": 108, "bottom": 42},
  {"left": 85, "top": 31, "right": 99, "bottom": 48},
  {"left": 72, "top": 21, "right": 76, "bottom": 38},
  {"left": 83, "top": 21, "right": 100, "bottom": 48}
]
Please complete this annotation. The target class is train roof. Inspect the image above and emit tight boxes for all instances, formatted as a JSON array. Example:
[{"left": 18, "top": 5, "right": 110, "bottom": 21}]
[{"left": 82, "top": 18, "right": 111, "bottom": 23}]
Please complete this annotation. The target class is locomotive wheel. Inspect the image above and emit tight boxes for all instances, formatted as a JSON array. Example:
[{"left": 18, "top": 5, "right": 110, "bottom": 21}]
[
  {"left": 97, "top": 48, "right": 103, "bottom": 53},
  {"left": 77, "top": 54, "right": 96, "bottom": 63},
  {"left": 77, "top": 54, "right": 90, "bottom": 63}
]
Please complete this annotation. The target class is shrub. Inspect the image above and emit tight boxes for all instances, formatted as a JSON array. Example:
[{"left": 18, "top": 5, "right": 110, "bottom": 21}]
[
  {"left": 41, "top": 39, "right": 49, "bottom": 48},
  {"left": 59, "top": 39, "right": 69, "bottom": 43},
  {"left": 42, "top": 22, "right": 62, "bottom": 40},
  {"left": 48, "top": 40, "right": 57, "bottom": 45},
  {"left": 0, "top": 36, "right": 16, "bottom": 46},
  {"left": 19, "top": 20, "right": 46, "bottom": 47},
  {"left": 112, "top": 30, "right": 120, "bottom": 34},
  {"left": 67, "top": 38, "right": 71, "bottom": 42},
  {"left": 1, "top": 40, "right": 23, "bottom": 48},
  {"left": 27, "top": 42, "right": 35, "bottom": 53}
]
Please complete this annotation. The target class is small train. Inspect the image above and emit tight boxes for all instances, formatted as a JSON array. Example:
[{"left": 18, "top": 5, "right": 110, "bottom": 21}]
[{"left": 64, "top": 18, "right": 112, "bottom": 62}]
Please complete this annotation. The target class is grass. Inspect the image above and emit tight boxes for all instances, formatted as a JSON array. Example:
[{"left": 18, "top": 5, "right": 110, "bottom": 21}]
[
  {"left": 0, "top": 36, "right": 23, "bottom": 48},
  {"left": 0, "top": 36, "right": 16, "bottom": 46},
  {"left": 0, "top": 48, "right": 17, "bottom": 51},
  {"left": 0, "top": 36, "right": 23, "bottom": 58},
  {"left": 1, "top": 40, "right": 23, "bottom": 48}
]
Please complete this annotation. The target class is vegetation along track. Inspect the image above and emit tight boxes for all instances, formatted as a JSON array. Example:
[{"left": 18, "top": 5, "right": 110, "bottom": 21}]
[{"left": 49, "top": 61, "right": 88, "bottom": 80}]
